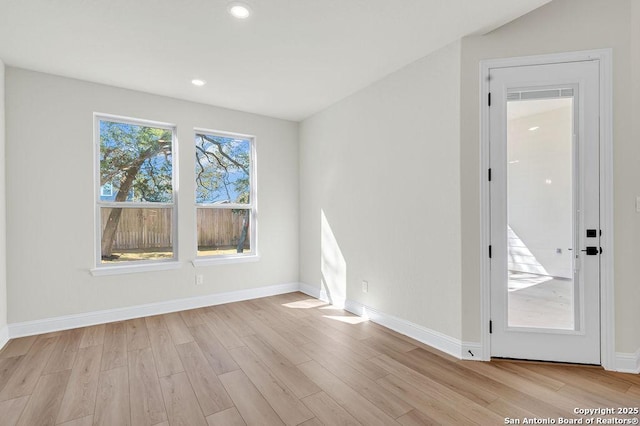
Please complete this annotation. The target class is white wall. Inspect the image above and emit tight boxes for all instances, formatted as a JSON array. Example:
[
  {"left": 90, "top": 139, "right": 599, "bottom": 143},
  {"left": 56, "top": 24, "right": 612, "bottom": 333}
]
[
  {"left": 630, "top": 0, "right": 640, "bottom": 358},
  {"left": 299, "top": 42, "right": 462, "bottom": 339},
  {"left": 5, "top": 68, "right": 299, "bottom": 323},
  {"left": 0, "top": 60, "right": 7, "bottom": 334},
  {"left": 460, "top": 0, "right": 640, "bottom": 353}
]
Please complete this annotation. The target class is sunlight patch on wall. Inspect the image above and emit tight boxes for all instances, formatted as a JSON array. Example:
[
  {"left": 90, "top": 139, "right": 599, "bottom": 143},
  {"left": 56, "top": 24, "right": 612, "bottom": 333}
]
[{"left": 321, "top": 210, "right": 347, "bottom": 306}]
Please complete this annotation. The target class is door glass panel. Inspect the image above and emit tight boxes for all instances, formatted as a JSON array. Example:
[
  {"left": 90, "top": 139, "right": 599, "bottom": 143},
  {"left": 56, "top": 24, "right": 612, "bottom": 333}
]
[{"left": 506, "top": 89, "right": 576, "bottom": 330}]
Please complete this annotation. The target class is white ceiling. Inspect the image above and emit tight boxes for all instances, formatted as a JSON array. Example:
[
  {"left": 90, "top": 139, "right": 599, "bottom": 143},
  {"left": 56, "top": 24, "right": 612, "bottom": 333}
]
[{"left": 0, "top": 0, "right": 551, "bottom": 121}]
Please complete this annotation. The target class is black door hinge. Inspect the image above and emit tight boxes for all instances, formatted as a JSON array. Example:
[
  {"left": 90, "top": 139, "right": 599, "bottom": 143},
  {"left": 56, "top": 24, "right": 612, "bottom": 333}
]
[
  {"left": 488, "top": 168, "right": 492, "bottom": 181},
  {"left": 488, "top": 92, "right": 492, "bottom": 106},
  {"left": 489, "top": 320, "right": 493, "bottom": 334},
  {"left": 489, "top": 245, "right": 492, "bottom": 258}
]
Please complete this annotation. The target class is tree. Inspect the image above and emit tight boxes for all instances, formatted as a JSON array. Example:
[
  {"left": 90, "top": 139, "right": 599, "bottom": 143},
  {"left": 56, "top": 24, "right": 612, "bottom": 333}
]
[
  {"left": 195, "top": 134, "right": 251, "bottom": 253},
  {"left": 100, "top": 121, "right": 172, "bottom": 259}
]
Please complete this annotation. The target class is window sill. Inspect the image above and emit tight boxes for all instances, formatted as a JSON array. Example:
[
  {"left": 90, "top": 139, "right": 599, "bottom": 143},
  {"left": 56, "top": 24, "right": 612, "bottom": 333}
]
[
  {"left": 192, "top": 254, "right": 260, "bottom": 267},
  {"left": 90, "top": 261, "right": 183, "bottom": 276}
]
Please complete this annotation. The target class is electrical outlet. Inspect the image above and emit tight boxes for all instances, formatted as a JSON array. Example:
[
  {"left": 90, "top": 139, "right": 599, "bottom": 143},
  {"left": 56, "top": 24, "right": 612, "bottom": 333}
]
[
  {"left": 362, "top": 280, "right": 368, "bottom": 293},
  {"left": 195, "top": 274, "right": 204, "bottom": 285},
  {"left": 636, "top": 196, "right": 640, "bottom": 213}
]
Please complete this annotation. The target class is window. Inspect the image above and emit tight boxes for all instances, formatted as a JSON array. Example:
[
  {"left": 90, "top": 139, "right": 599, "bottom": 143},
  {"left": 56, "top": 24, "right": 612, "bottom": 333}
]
[
  {"left": 195, "top": 130, "right": 256, "bottom": 260},
  {"left": 95, "top": 115, "right": 177, "bottom": 266}
]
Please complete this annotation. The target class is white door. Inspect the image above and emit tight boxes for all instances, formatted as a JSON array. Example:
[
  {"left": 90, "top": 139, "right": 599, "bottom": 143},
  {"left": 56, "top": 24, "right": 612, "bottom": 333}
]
[{"left": 489, "top": 60, "right": 601, "bottom": 364}]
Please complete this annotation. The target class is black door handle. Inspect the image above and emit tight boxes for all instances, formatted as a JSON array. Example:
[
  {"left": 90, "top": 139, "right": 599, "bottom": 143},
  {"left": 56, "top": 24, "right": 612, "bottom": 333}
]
[{"left": 581, "top": 247, "right": 600, "bottom": 255}]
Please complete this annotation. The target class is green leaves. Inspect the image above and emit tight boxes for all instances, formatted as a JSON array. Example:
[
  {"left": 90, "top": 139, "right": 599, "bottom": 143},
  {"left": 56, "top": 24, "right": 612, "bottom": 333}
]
[
  {"left": 195, "top": 134, "right": 251, "bottom": 204},
  {"left": 100, "top": 121, "right": 173, "bottom": 203}
]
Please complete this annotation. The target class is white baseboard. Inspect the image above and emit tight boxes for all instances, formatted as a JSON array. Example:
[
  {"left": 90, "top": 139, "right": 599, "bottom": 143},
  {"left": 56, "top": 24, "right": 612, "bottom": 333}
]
[
  {"left": 343, "top": 299, "right": 465, "bottom": 359},
  {"left": 7, "top": 282, "right": 299, "bottom": 339},
  {"left": 0, "top": 325, "right": 9, "bottom": 350},
  {"left": 615, "top": 349, "right": 640, "bottom": 374},
  {"left": 462, "top": 342, "right": 484, "bottom": 360}
]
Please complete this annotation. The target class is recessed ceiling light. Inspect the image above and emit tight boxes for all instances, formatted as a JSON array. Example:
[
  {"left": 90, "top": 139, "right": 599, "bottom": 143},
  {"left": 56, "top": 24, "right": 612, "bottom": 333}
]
[
  {"left": 191, "top": 79, "right": 206, "bottom": 87},
  {"left": 227, "top": 2, "right": 251, "bottom": 19},
  {"left": 528, "top": 126, "right": 540, "bottom": 131}
]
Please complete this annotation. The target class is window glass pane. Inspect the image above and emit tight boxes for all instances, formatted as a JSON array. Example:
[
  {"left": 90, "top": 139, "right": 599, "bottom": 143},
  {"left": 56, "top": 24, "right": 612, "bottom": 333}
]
[
  {"left": 100, "top": 120, "right": 173, "bottom": 203},
  {"left": 197, "top": 208, "right": 252, "bottom": 256},
  {"left": 100, "top": 207, "right": 174, "bottom": 263},
  {"left": 506, "top": 95, "right": 575, "bottom": 330},
  {"left": 195, "top": 134, "right": 251, "bottom": 204}
]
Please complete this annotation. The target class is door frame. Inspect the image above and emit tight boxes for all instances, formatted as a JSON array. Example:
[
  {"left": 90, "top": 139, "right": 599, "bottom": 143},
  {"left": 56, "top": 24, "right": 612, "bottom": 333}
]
[{"left": 479, "top": 49, "right": 614, "bottom": 369}]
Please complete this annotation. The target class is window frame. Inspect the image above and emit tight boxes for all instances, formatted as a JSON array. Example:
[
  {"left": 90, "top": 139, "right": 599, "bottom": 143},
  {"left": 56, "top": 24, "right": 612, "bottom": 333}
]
[
  {"left": 92, "top": 113, "right": 180, "bottom": 273},
  {"left": 193, "top": 128, "right": 258, "bottom": 265}
]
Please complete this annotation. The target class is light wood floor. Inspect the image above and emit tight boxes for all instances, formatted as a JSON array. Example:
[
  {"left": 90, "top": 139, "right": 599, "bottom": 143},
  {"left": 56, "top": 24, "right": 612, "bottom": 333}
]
[{"left": 0, "top": 292, "right": 638, "bottom": 426}]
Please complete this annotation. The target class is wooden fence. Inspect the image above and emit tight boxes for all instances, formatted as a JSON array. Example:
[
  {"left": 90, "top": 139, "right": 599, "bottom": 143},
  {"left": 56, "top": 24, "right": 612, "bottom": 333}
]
[{"left": 101, "top": 208, "right": 249, "bottom": 250}]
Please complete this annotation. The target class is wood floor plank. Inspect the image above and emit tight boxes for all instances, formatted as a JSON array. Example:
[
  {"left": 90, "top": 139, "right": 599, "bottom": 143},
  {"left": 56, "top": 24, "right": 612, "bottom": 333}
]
[
  {"left": 264, "top": 293, "right": 317, "bottom": 320},
  {"left": 145, "top": 317, "right": 183, "bottom": 377},
  {"left": 302, "top": 342, "right": 412, "bottom": 418},
  {"left": 58, "top": 415, "right": 93, "bottom": 426},
  {"left": 384, "top": 349, "right": 500, "bottom": 406},
  {"left": 0, "top": 395, "right": 30, "bottom": 426},
  {"left": 396, "top": 349, "right": 573, "bottom": 418},
  {"left": 297, "top": 323, "right": 380, "bottom": 361},
  {"left": 298, "top": 418, "right": 323, "bottom": 426},
  {"left": 301, "top": 391, "right": 362, "bottom": 426},
  {"left": 558, "top": 383, "right": 640, "bottom": 408},
  {"left": 94, "top": 366, "right": 130, "bottom": 426},
  {"left": 298, "top": 360, "right": 398, "bottom": 426},
  {"left": 16, "top": 370, "right": 70, "bottom": 426},
  {"left": 357, "top": 324, "right": 417, "bottom": 352},
  {"left": 229, "top": 346, "right": 313, "bottom": 426},
  {"left": 101, "top": 322, "right": 127, "bottom": 371},
  {"left": 279, "top": 293, "right": 328, "bottom": 311},
  {"left": 396, "top": 409, "right": 440, "bottom": 426},
  {"left": 218, "top": 370, "right": 284, "bottom": 426},
  {"left": 299, "top": 316, "right": 381, "bottom": 359},
  {"left": 486, "top": 397, "right": 538, "bottom": 421},
  {"left": 0, "top": 356, "right": 24, "bottom": 395},
  {"left": 456, "top": 359, "right": 583, "bottom": 415},
  {"left": 248, "top": 304, "right": 312, "bottom": 347},
  {"left": 56, "top": 345, "right": 103, "bottom": 423},
  {"left": 242, "top": 334, "right": 320, "bottom": 399},
  {"left": 175, "top": 341, "right": 233, "bottom": 416},
  {"left": 180, "top": 309, "right": 207, "bottom": 327},
  {"left": 125, "top": 318, "right": 151, "bottom": 351},
  {"left": 308, "top": 314, "right": 370, "bottom": 341},
  {"left": 159, "top": 372, "right": 207, "bottom": 426},
  {"left": 522, "top": 363, "right": 640, "bottom": 407},
  {"left": 223, "top": 301, "right": 262, "bottom": 324},
  {"left": 377, "top": 374, "right": 477, "bottom": 426},
  {"left": 206, "top": 407, "right": 246, "bottom": 426},
  {"left": 317, "top": 341, "right": 388, "bottom": 380},
  {"left": 247, "top": 319, "right": 310, "bottom": 365},
  {"left": 210, "top": 305, "right": 255, "bottom": 337},
  {"left": 128, "top": 347, "right": 167, "bottom": 426},
  {"left": 0, "top": 336, "right": 38, "bottom": 359},
  {"left": 202, "top": 310, "right": 245, "bottom": 350},
  {"left": 79, "top": 324, "right": 105, "bottom": 348},
  {"left": 43, "top": 328, "right": 83, "bottom": 374},
  {"left": 163, "top": 312, "right": 194, "bottom": 345},
  {"left": 189, "top": 324, "right": 239, "bottom": 375},
  {"left": 0, "top": 336, "right": 58, "bottom": 400},
  {"left": 373, "top": 353, "right": 557, "bottom": 421},
  {"left": 490, "top": 359, "right": 565, "bottom": 390}
]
